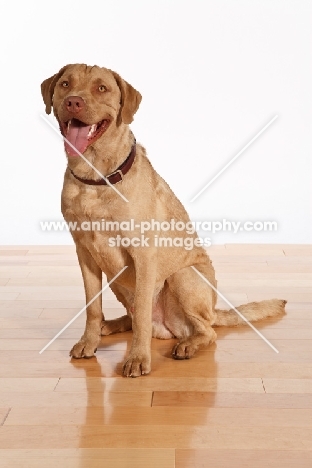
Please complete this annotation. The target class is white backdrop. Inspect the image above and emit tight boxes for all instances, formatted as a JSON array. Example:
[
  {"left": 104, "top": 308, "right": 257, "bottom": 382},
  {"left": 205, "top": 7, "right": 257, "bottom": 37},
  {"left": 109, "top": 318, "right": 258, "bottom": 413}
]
[{"left": 0, "top": 0, "right": 311, "bottom": 245}]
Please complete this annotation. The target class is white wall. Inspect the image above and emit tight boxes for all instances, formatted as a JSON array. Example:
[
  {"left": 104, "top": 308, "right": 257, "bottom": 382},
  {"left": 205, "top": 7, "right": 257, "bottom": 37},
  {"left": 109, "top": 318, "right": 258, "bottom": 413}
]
[{"left": 0, "top": 0, "right": 311, "bottom": 245}]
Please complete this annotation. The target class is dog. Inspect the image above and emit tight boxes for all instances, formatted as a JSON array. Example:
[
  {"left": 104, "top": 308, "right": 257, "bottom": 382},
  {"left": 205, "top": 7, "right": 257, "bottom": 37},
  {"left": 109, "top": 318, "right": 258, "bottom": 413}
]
[{"left": 41, "top": 64, "right": 286, "bottom": 377}]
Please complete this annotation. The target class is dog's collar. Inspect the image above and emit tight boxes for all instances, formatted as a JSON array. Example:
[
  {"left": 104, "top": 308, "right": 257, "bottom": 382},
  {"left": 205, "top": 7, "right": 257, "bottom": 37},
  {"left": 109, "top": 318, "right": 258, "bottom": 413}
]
[{"left": 69, "top": 140, "right": 136, "bottom": 186}]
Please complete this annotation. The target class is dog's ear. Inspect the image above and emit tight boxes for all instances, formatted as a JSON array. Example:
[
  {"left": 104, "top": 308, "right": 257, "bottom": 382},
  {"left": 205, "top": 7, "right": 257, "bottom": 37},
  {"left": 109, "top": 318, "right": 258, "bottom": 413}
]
[
  {"left": 111, "top": 71, "right": 142, "bottom": 125},
  {"left": 40, "top": 65, "right": 71, "bottom": 114}
]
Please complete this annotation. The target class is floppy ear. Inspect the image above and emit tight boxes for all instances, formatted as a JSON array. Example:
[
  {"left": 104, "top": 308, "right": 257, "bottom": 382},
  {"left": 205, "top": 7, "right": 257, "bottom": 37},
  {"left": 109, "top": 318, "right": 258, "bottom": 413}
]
[
  {"left": 111, "top": 71, "right": 142, "bottom": 125},
  {"left": 40, "top": 65, "right": 71, "bottom": 114}
]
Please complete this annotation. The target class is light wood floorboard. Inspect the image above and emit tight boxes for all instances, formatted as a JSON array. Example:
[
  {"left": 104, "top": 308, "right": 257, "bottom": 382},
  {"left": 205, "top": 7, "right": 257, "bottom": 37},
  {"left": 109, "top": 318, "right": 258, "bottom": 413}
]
[{"left": 0, "top": 245, "right": 311, "bottom": 466}]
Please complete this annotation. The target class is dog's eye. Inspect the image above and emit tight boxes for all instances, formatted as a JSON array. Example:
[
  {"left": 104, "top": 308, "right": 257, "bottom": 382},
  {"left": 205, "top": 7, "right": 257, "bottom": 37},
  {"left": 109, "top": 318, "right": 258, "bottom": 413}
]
[
  {"left": 98, "top": 85, "right": 107, "bottom": 92},
  {"left": 61, "top": 81, "right": 69, "bottom": 88}
]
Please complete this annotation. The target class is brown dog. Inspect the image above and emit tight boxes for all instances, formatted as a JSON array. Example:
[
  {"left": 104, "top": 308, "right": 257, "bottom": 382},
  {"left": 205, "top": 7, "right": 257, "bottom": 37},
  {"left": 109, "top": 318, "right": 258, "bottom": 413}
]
[{"left": 41, "top": 64, "right": 286, "bottom": 377}]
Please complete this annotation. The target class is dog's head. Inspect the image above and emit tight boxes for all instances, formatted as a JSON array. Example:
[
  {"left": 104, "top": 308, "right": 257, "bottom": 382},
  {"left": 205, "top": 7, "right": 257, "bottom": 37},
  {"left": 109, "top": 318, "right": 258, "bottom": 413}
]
[{"left": 41, "top": 64, "right": 141, "bottom": 156}]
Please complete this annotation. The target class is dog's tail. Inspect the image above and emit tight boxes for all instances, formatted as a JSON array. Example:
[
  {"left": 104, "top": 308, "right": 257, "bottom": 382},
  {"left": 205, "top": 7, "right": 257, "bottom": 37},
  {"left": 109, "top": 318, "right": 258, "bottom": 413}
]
[{"left": 213, "top": 299, "right": 287, "bottom": 327}]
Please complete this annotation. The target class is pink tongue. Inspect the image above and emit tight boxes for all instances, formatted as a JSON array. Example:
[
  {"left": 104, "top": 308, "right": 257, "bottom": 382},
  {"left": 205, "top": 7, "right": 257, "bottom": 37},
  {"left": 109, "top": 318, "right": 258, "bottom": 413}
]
[{"left": 64, "top": 120, "right": 92, "bottom": 157}]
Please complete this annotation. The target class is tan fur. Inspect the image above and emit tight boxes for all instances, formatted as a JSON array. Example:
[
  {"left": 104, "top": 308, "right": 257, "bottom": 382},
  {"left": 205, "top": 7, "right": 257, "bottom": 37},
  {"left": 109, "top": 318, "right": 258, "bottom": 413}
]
[
  {"left": 214, "top": 299, "right": 287, "bottom": 326},
  {"left": 41, "top": 64, "right": 287, "bottom": 377}
]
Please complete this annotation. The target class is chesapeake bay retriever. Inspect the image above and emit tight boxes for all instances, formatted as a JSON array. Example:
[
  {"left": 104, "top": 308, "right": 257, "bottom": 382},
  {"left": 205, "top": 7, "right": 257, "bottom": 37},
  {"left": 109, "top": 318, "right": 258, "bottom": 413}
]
[{"left": 41, "top": 64, "right": 286, "bottom": 377}]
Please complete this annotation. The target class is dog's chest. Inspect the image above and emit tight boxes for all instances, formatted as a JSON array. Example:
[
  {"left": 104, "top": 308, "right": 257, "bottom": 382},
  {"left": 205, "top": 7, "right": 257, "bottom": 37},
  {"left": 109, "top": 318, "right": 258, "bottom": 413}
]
[
  {"left": 61, "top": 182, "right": 131, "bottom": 272},
  {"left": 62, "top": 184, "right": 110, "bottom": 219}
]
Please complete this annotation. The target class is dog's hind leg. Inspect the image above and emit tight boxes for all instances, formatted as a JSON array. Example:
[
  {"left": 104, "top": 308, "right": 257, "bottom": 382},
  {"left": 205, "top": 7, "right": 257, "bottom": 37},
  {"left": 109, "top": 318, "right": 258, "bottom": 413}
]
[
  {"left": 101, "top": 315, "right": 132, "bottom": 335},
  {"left": 101, "top": 282, "right": 133, "bottom": 335},
  {"left": 166, "top": 263, "right": 218, "bottom": 359}
]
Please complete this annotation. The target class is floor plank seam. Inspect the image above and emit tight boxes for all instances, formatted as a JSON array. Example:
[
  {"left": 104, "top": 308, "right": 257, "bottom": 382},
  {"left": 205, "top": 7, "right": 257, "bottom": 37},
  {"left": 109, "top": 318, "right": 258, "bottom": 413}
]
[
  {"left": 261, "top": 378, "right": 266, "bottom": 393},
  {"left": 1, "top": 408, "right": 11, "bottom": 426},
  {"left": 151, "top": 391, "right": 154, "bottom": 407},
  {"left": 37, "top": 308, "right": 47, "bottom": 318},
  {"left": 53, "top": 377, "right": 61, "bottom": 391}
]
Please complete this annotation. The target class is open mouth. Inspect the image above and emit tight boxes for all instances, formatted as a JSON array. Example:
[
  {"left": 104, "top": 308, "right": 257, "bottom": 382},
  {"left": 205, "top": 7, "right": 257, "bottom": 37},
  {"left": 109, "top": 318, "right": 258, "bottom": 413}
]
[{"left": 60, "top": 118, "right": 110, "bottom": 157}]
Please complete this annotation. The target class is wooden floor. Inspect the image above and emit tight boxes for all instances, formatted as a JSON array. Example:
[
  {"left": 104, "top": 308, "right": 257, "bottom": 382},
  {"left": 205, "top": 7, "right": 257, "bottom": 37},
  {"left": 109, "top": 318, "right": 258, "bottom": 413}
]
[{"left": 0, "top": 244, "right": 311, "bottom": 467}]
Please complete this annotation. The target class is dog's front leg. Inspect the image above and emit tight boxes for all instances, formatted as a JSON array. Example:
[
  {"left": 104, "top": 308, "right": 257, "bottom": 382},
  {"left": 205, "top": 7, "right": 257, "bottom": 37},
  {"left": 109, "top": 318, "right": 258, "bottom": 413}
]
[
  {"left": 122, "top": 257, "right": 156, "bottom": 377},
  {"left": 70, "top": 244, "right": 103, "bottom": 359}
]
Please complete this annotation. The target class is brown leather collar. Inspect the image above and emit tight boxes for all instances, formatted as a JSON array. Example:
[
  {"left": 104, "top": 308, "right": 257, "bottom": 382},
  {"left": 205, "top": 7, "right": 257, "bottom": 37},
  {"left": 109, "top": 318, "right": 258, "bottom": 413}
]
[{"left": 69, "top": 140, "right": 136, "bottom": 186}]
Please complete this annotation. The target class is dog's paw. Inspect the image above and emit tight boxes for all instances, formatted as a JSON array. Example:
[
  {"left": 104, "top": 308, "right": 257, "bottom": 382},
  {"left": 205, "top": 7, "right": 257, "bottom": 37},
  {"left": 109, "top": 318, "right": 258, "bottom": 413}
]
[
  {"left": 100, "top": 320, "right": 113, "bottom": 336},
  {"left": 69, "top": 337, "right": 99, "bottom": 359},
  {"left": 101, "top": 316, "right": 132, "bottom": 336},
  {"left": 172, "top": 341, "right": 197, "bottom": 360},
  {"left": 122, "top": 353, "right": 151, "bottom": 377}
]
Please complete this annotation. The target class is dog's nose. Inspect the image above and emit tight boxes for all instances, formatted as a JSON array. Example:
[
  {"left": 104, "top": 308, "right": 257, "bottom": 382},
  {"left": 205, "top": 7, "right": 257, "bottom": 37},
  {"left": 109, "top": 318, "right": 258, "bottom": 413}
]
[{"left": 65, "top": 96, "right": 85, "bottom": 113}]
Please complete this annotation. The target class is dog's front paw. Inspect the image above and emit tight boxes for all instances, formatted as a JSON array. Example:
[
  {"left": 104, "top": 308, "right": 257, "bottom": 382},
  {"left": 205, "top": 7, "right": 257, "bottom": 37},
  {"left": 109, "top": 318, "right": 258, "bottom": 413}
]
[
  {"left": 122, "top": 353, "right": 151, "bottom": 377},
  {"left": 70, "top": 336, "right": 100, "bottom": 359}
]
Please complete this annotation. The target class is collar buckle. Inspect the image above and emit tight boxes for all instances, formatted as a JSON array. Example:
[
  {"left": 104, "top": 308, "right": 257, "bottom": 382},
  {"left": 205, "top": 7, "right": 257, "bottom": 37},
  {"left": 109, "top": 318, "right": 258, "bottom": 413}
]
[{"left": 107, "top": 168, "right": 123, "bottom": 184}]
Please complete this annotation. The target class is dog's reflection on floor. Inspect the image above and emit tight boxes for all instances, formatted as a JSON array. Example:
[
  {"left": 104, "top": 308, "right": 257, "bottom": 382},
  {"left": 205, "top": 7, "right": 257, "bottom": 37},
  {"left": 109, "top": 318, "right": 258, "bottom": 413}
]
[{"left": 69, "top": 329, "right": 218, "bottom": 464}]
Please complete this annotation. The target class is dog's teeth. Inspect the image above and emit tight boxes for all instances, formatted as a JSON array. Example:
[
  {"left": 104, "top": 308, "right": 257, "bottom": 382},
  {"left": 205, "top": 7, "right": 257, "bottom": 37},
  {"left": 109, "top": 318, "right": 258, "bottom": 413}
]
[
  {"left": 67, "top": 120, "right": 71, "bottom": 129},
  {"left": 88, "top": 124, "right": 97, "bottom": 137}
]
